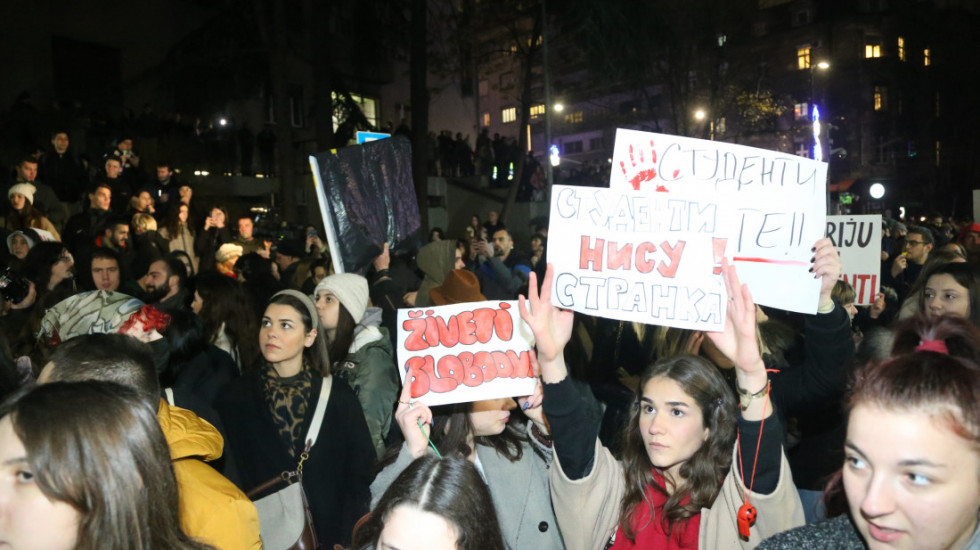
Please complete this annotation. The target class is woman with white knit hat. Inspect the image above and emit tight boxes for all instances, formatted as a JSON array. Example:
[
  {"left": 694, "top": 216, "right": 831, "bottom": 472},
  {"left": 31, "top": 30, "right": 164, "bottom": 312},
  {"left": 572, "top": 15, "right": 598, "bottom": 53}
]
[
  {"left": 2, "top": 183, "right": 60, "bottom": 241},
  {"left": 314, "top": 273, "right": 399, "bottom": 457}
]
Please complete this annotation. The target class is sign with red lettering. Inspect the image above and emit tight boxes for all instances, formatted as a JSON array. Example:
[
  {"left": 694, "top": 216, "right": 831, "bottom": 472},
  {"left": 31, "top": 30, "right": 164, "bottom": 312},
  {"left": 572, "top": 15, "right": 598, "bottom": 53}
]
[
  {"left": 396, "top": 301, "right": 537, "bottom": 406},
  {"left": 547, "top": 130, "right": 828, "bottom": 328},
  {"left": 827, "top": 215, "right": 882, "bottom": 305}
]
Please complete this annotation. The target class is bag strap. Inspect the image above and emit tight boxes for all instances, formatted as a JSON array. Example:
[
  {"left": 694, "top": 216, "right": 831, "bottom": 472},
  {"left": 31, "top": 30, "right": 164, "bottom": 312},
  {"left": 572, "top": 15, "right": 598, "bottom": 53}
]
[
  {"left": 304, "top": 376, "right": 332, "bottom": 450},
  {"left": 164, "top": 387, "right": 175, "bottom": 406}
]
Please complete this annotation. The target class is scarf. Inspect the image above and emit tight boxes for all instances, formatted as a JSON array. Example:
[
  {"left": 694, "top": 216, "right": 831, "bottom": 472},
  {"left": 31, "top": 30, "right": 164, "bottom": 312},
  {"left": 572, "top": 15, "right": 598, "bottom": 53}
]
[
  {"left": 261, "top": 363, "right": 313, "bottom": 457},
  {"left": 609, "top": 471, "right": 701, "bottom": 550}
]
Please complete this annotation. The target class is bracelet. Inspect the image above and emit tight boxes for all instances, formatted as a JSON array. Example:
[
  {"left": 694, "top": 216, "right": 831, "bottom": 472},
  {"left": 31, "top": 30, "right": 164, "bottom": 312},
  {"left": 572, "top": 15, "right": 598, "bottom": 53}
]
[{"left": 736, "top": 381, "right": 770, "bottom": 411}]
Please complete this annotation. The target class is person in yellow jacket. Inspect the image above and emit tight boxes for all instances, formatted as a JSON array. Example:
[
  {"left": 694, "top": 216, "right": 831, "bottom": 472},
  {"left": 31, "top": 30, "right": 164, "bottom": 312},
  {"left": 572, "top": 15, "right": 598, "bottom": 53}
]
[{"left": 38, "top": 332, "right": 263, "bottom": 550}]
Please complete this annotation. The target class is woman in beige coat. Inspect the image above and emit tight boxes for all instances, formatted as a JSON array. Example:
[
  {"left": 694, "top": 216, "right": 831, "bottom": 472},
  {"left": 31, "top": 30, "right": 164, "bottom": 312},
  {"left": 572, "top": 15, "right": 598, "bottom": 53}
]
[{"left": 519, "top": 263, "right": 805, "bottom": 549}]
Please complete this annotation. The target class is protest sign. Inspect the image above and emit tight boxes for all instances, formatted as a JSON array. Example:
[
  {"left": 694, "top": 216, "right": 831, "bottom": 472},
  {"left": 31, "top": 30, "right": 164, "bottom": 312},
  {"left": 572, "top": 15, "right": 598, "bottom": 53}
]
[
  {"left": 309, "top": 135, "right": 421, "bottom": 275},
  {"left": 396, "top": 301, "right": 537, "bottom": 406},
  {"left": 546, "top": 130, "right": 828, "bottom": 328},
  {"left": 827, "top": 215, "right": 882, "bottom": 305}
]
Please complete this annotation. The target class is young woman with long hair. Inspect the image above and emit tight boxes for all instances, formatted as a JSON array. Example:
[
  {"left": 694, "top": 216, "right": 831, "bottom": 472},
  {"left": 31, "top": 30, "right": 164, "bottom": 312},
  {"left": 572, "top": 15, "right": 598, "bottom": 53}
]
[
  {"left": 160, "top": 202, "right": 199, "bottom": 273},
  {"left": 917, "top": 261, "right": 980, "bottom": 329},
  {"left": 519, "top": 263, "right": 806, "bottom": 549},
  {"left": 314, "top": 273, "right": 399, "bottom": 457},
  {"left": 354, "top": 455, "right": 506, "bottom": 550},
  {"left": 214, "top": 290, "right": 375, "bottom": 548},
  {"left": 0, "top": 381, "right": 215, "bottom": 550},
  {"left": 760, "top": 314, "right": 980, "bottom": 549},
  {"left": 2, "top": 184, "right": 60, "bottom": 241},
  {"left": 190, "top": 272, "right": 259, "bottom": 371}
]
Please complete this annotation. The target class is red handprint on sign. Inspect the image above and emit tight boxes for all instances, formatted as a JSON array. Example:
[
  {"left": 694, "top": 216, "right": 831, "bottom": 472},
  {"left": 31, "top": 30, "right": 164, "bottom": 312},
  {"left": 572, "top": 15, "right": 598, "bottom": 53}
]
[{"left": 619, "top": 140, "right": 679, "bottom": 192}]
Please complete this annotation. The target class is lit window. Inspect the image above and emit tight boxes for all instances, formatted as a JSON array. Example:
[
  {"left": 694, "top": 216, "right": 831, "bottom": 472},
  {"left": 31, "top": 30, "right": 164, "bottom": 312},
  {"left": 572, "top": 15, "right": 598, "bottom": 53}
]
[
  {"left": 865, "top": 42, "right": 881, "bottom": 58},
  {"left": 897, "top": 37, "right": 906, "bottom": 61},
  {"left": 502, "top": 107, "right": 517, "bottom": 124},
  {"left": 478, "top": 80, "right": 489, "bottom": 97},
  {"left": 924, "top": 48, "right": 931, "bottom": 66},
  {"left": 794, "top": 102, "right": 810, "bottom": 120},
  {"left": 874, "top": 86, "right": 887, "bottom": 111},
  {"left": 530, "top": 104, "right": 546, "bottom": 118},
  {"left": 482, "top": 112, "right": 490, "bottom": 127},
  {"left": 717, "top": 34, "right": 727, "bottom": 46},
  {"left": 564, "top": 111, "right": 583, "bottom": 124},
  {"left": 797, "top": 46, "right": 811, "bottom": 69}
]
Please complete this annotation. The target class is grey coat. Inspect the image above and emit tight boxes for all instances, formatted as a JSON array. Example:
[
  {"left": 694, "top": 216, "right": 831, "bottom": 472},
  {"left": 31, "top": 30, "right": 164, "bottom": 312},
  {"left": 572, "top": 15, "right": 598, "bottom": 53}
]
[{"left": 371, "top": 424, "right": 565, "bottom": 550}]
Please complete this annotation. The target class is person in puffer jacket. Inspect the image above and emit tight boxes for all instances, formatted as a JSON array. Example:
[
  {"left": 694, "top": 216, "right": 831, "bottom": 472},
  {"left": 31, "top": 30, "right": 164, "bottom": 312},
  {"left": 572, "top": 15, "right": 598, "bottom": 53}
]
[{"left": 315, "top": 273, "right": 400, "bottom": 457}]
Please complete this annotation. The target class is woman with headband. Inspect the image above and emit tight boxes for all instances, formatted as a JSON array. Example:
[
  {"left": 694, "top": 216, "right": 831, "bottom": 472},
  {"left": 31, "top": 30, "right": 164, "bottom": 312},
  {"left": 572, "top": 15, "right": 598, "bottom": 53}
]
[{"left": 214, "top": 289, "right": 376, "bottom": 548}]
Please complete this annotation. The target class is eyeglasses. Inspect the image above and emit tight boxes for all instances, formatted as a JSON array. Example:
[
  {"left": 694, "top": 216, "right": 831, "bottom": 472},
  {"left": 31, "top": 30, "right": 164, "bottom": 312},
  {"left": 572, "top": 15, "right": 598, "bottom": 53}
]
[{"left": 905, "top": 241, "right": 926, "bottom": 247}]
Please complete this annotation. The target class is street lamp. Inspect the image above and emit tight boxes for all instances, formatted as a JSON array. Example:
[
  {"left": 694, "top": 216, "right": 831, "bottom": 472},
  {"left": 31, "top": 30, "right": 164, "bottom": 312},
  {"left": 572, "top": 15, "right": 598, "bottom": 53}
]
[
  {"left": 553, "top": 103, "right": 564, "bottom": 113},
  {"left": 869, "top": 183, "right": 885, "bottom": 199},
  {"left": 693, "top": 109, "right": 713, "bottom": 140}
]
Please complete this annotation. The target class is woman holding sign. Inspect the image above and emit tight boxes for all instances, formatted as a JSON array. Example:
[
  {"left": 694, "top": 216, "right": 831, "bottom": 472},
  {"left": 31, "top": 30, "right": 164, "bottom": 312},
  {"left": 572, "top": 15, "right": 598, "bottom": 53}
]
[
  {"left": 518, "top": 263, "right": 804, "bottom": 549},
  {"left": 373, "top": 372, "right": 566, "bottom": 550}
]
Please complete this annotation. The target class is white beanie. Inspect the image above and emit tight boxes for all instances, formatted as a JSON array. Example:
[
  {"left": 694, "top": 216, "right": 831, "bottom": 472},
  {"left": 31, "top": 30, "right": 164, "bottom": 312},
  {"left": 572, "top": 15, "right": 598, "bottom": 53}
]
[
  {"left": 314, "top": 273, "right": 369, "bottom": 324},
  {"left": 8, "top": 183, "right": 36, "bottom": 206},
  {"left": 215, "top": 243, "right": 244, "bottom": 263}
]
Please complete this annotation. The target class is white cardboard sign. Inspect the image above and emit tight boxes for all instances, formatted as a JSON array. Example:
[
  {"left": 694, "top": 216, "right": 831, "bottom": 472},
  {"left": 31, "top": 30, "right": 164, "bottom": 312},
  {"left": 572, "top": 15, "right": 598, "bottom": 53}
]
[
  {"left": 396, "top": 301, "right": 536, "bottom": 406},
  {"left": 546, "top": 129, "right": 828, "bottom": 328},
  {"left": 827, "top": 215, "right": 882, "bottom": 305}
]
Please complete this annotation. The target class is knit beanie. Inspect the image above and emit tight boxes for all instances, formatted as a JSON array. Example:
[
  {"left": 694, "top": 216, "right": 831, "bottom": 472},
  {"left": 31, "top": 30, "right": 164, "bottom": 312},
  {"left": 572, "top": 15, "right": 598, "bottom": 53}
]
[
  {"left": 314, "top": 273, "right": 369, "bottom": 324},
  {"left": 215, "top": 243, "right": 244, "bottom": 263},
  {"left": 8, "top": 183, "right": 36, "bottom": 205}
]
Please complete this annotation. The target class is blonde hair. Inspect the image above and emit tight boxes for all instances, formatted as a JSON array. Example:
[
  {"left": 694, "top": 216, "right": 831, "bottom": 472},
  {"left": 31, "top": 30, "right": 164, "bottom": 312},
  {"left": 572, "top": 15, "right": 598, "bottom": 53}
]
[{"left": 132, "top": 213, "right": 157, "bottom": 232}]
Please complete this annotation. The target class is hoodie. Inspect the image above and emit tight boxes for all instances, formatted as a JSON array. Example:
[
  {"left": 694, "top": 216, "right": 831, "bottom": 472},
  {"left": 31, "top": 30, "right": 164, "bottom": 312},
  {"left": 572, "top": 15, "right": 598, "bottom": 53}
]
[{"left": 414, "top": 240, "right": 459, "bottom": 307}]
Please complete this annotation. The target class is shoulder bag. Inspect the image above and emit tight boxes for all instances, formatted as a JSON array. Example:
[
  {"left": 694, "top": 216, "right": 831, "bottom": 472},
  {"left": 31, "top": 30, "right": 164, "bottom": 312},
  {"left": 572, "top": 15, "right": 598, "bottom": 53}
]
[{"left": 248, "top": 376, "right": 332, "bottom": 550}]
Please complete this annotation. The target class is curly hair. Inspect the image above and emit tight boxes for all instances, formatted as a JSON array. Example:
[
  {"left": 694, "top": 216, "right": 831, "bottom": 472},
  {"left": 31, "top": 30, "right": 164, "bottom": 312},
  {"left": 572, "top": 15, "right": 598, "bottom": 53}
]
[{"left": 617, "top": 354, "right": 737, "bottom": 541}]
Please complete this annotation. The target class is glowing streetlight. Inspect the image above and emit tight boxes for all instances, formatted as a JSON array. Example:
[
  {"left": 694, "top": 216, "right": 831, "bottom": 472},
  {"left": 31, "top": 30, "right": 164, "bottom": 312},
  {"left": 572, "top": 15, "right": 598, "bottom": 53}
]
[
  {"left": 817, "top": 61, "right": 830, "bottom": 70},
  {"left": 549, "top": 145, "right": 560, "bottom": 167},
  {"left": 553, "top": 103, "right": 564, "bottom": 113},
  {"left": 694, "top": 109, "right": 706, "bottom": 121},
  {"left": 869, "top": 183, "right": 885, "bottom": 199},
  {"left": 219, "top": 118, "right": 227, "bottom": 126}
]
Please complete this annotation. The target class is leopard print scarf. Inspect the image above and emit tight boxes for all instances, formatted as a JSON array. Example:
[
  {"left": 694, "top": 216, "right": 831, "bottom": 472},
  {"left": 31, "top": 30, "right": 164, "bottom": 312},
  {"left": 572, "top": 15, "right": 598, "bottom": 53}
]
[{"left": 261, "top": 363, "right": 314, "bottom": 457}]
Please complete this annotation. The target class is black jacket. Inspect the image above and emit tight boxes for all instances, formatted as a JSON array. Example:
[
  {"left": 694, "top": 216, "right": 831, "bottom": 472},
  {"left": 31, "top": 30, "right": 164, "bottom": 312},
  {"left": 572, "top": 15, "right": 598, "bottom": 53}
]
[{"left": 214, "top": 371, "right": 376, "bottom": 547}]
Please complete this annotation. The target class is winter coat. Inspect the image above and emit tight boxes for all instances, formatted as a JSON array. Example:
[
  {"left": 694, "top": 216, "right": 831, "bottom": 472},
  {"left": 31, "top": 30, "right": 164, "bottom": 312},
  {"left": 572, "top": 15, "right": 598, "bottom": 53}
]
[
  {"left": 157, "top": 400, "right": 262, "bottom": 550},
  {"left": 334, "top": 308, "right": 399, "bottom": 457},
  {"left": 551, "top": 439, "right": 804, "bottom": 550},
  {"left": 160, "top": 223, "right": 199, "bottom": 273},
  {"left": 214, "top": 371, "right": 376, "bottom": 548},
  {"left": 371, "top": 424, "right": 566, "bottom": 550}
]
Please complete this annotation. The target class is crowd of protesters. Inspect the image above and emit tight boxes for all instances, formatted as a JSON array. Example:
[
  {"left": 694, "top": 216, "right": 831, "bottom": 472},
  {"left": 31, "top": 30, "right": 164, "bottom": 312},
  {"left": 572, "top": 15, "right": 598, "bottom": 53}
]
[{"left": 5, "top": 101, "right": 980, "bottom": 550}]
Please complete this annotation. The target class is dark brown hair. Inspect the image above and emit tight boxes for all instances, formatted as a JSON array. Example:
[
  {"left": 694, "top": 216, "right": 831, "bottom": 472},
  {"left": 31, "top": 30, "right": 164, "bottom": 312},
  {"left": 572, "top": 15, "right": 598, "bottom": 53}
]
[
  {"left": 824, "top": 315, "right": 980, "bottom": 516},
  {"left": 353, "top": 455, "right": 505, "bottom": 550},
  {"left": 195, "top": 272, "right": 260, "bottom": 370},
  {"left": 0, "top": 381, "right": 214, "bottom": 550},
  {"left": 618, "top": 355, "right": 737, "bottom": 541}
]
